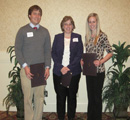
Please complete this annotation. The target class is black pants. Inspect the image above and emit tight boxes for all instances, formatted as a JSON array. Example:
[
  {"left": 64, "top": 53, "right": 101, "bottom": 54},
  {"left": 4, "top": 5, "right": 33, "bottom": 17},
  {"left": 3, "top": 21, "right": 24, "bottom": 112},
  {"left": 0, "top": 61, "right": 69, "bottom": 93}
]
[
  {"left": 53, "top": 73, "right": 81, "bottom": 120},
  {"left": 86, "top": 72, "right": 105, "bottom": 120}
]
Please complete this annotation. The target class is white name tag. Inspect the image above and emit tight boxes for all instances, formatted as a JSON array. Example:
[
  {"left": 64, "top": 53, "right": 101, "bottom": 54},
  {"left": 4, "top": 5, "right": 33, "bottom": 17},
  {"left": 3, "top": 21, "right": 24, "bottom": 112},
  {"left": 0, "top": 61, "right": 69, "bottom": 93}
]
[
  {"left": 73, "top": 38, "right": 78, "bottom": 42},
  {"left": 27, "top": 32, "right": 33, "bottom": 37}
]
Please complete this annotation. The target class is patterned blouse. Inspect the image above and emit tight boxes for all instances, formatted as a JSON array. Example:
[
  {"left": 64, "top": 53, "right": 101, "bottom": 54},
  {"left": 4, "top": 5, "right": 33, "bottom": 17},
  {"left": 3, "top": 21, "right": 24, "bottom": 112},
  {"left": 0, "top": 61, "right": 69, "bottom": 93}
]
[{"left": 86, "top": 32, "right": 113, "bottom": 73}]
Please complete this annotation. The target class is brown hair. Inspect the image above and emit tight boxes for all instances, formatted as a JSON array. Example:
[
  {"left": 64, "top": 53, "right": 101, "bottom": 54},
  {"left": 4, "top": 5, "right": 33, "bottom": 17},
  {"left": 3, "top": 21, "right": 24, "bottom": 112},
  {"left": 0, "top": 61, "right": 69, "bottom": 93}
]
[
  {"left": 60, "top": 16, "right": 75, "bottom": 32},
  {"left": 28, "top": 5, "right": 42, "bottom": 19}
]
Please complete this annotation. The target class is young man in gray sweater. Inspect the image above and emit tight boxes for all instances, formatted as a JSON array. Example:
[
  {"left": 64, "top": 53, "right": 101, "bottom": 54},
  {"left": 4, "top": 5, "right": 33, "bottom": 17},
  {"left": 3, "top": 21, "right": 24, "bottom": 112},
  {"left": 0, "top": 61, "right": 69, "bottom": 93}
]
[{"left": 15, "top": 5, "right": 51, "bottom": 120}]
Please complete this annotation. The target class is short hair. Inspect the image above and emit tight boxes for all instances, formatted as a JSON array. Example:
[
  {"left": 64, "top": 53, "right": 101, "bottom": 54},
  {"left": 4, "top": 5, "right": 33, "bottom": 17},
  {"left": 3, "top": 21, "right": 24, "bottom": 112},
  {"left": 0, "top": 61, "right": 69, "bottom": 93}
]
[
  {"left": 28, "top": 5, "right": 42, "bottom": 19},
  {"left": 85, "top": 13, "right": 101, "bottom": 46},
  {"left": 60, "top": 16, "right": 75, "bottom": 32}
]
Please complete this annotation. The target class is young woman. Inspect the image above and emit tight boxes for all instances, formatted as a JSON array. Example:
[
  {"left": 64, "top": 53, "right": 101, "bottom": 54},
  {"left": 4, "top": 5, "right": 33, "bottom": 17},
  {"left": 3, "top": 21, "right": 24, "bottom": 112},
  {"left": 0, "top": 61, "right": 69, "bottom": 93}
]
[{"left": 81, "top": 13, "right": 113, "bottom": 120}]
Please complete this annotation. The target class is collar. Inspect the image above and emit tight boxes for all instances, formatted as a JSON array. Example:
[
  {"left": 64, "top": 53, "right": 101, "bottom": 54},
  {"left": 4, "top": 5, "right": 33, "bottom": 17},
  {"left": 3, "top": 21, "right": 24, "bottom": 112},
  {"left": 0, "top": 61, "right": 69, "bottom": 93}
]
[{"left": 29, "top": 23, "right": 40, "bottom": 29}]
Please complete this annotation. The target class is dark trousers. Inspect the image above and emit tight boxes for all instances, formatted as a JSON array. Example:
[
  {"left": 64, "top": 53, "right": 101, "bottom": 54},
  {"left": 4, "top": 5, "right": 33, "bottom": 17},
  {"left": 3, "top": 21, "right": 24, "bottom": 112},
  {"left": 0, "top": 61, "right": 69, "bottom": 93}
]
[
  {"left": 86, "top": 72, "right": 105, "bottom": 120},
  {"left": 53, "top": 73, "right": 81, "bottom": 120}
]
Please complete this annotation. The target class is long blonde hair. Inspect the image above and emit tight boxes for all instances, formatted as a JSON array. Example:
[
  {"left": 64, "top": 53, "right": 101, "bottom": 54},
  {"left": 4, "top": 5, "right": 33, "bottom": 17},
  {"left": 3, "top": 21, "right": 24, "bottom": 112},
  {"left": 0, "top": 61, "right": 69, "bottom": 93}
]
[{"left": 85, "top": 13, "right": 101, "bottom": 46}]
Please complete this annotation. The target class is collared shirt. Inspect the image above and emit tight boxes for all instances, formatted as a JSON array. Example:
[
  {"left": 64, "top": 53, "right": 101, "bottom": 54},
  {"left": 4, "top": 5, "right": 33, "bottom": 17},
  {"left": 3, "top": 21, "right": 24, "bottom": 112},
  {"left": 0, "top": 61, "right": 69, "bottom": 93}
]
[{"left": 29, "top": 23, "right": 40, "bottom": 29}]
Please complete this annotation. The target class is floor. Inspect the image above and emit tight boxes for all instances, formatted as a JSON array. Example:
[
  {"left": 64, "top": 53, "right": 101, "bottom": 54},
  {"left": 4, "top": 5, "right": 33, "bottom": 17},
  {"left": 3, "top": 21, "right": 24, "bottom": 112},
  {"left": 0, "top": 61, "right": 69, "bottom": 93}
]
[{"left": 0, "top": 111, "right": 130, "bottom": 120}]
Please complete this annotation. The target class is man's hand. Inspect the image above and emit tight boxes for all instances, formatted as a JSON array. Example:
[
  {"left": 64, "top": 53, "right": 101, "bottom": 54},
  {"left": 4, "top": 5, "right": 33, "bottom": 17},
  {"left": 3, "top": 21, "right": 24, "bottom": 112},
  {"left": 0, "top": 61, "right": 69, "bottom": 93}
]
[
  {"left": 24, "top": 66, "right": 33, "bottom": 80},
  {"left": 44, "top": 68, "right": 50, "bottom": 80},
  {"left": 61, "top": 67, "right": 70, "bottom": 75}
]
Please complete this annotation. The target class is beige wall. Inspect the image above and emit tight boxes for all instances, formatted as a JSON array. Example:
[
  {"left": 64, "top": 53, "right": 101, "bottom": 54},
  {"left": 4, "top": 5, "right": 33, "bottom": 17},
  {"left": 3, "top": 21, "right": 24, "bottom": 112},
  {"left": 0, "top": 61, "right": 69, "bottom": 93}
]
[
  {"left": 0, "top": 0, "right": 130, "bottom": 111},
  {"left": 0, "top": 0, "right": 130, "bottom": 50}
]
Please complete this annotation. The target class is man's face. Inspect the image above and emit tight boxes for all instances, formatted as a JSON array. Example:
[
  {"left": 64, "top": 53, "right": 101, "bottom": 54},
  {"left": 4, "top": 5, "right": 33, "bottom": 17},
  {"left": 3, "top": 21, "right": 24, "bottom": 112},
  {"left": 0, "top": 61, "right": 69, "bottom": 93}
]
[{"left": 29, "top": 10, "right": 41, "bottom": 25}]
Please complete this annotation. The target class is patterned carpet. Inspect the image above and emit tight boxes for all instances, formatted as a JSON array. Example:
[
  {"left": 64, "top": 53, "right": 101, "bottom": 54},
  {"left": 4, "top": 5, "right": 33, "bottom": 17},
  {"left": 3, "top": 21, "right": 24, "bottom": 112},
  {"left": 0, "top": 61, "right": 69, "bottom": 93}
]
[{"left": 0, "top": 111, "right": 130, "bottom": 120}]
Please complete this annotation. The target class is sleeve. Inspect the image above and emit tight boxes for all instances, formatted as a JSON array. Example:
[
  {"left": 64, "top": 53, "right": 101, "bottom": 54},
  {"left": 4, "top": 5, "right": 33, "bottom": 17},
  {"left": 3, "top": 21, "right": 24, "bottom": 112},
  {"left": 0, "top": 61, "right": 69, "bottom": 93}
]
[
  {"left": 44, "top": 30, "right": 51, "bottom": 68},
  {"left": 103, "top": 34, "right": 113, "bottom": 54},
  {"left": 51, "top": 35, "right": 64, "bottom": 71},
  {"left": 67, "top": 35, "right": 83, "bottom": 70},
  {"left": 15, "top": 28, "right": 26, "bottom": 67}
]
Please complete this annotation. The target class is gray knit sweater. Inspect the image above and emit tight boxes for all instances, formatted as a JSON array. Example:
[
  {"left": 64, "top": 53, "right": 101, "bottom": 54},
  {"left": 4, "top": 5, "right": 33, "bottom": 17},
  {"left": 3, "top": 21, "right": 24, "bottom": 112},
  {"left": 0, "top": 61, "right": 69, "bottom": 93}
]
[{"left": 15, "top": 24, "right": 51, "bottom": 67}]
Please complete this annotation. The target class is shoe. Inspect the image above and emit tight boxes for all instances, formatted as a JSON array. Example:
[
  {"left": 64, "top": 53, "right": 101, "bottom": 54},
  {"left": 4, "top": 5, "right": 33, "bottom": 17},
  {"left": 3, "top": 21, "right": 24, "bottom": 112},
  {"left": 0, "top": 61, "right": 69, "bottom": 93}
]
[{"left": 68, "top": 118, "right": 74, "bottom": 120}]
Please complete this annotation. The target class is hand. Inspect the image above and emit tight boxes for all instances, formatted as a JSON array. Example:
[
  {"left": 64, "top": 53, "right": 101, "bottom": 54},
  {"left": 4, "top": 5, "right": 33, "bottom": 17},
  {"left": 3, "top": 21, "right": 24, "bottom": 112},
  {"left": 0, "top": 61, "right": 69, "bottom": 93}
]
[
  {"left": 94, "top": 60, "right": 102, "bottom": 67},
  {"left": 24, "top": 66, "right": 33, "bottom": 80},
  {"left": 80, "top": 59, "right": 84, "bottom": 66},
  {"left": 61, "top": 67, "right": 70, "bottom": 75},
  {"left": 44, "top": 68, "right": 50, "bottom": 80}
]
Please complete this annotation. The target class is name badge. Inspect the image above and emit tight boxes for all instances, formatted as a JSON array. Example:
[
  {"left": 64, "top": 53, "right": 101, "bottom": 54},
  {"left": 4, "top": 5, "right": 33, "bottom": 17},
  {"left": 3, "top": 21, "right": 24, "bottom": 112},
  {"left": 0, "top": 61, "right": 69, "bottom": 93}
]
[
  {"left": 73, "top": 38, "right": 78, "bottom": 42},
  {"left": 27, "top": 32, "right": 33, "bottom": 37}
]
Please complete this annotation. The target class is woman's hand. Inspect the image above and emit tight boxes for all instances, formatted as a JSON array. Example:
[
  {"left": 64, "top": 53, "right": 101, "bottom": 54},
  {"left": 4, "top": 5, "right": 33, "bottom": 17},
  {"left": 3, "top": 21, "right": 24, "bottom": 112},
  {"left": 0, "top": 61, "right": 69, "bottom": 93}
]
[
  {"left": 94, "top": 53, "right": 113, "bottom": 67},
  {"left": 80, "top": 59, "right": 84, "bottom": 66},
  {"left": 61, "top": 67, "right": 70, "bottom": 75},
  {"left": 94, "top": 60, "right": 102, "bottom": 67}
]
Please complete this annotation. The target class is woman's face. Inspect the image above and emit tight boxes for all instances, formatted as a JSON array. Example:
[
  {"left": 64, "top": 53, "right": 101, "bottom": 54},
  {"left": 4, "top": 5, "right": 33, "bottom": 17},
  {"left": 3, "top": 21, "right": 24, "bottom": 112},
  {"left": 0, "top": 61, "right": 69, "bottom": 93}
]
[
  {"left": 63, "top": 20, "right": 73, "bottom": 34},
  {"left": 88, "top": 16, "right": 97, "bottom": 31}
]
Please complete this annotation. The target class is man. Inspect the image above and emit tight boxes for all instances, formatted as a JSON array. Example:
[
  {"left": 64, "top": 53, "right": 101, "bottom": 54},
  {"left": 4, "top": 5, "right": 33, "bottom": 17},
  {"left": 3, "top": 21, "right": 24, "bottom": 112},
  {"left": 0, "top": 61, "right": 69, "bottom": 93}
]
[{"left": 15, "top": 5, "right": 51, "bottom": 120}]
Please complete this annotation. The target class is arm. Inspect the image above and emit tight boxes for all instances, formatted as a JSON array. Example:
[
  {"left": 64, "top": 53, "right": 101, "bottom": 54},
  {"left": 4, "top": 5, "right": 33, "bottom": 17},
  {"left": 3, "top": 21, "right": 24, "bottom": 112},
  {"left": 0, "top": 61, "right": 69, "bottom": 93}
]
[
  {"left": 44, "top": 30, "right": 51, "bottom": 80},
  {"left": 94, "top": 53, "right": 113, "bottom": 66},
  {"left": 15, "top": 28, "right": 33, "bottom": 79},
  {"left": 94, "top": 34, "right": 113, "bottom": 67},
  {"left": 44, "top": 30, "right": 51, "bottom": 68},
  {"left": 15, "top": 28, "right": 26, "bottom": 66},
  {"left": 52, "top": 35, "right": 64, "bottom": 71}
]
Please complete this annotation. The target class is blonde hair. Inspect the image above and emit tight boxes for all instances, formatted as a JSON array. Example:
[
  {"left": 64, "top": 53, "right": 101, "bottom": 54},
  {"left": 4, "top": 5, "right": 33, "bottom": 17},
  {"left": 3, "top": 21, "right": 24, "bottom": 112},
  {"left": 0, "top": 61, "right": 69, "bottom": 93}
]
[{"left": 85, "top": 13, "right": 101, "bottom": 46}]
